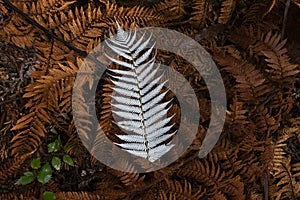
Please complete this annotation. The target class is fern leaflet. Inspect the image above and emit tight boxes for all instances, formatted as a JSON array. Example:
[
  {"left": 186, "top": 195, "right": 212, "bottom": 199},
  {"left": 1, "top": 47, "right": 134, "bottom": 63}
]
[{"left": 105, "top": 21, "right": 176, "bottom": 162}]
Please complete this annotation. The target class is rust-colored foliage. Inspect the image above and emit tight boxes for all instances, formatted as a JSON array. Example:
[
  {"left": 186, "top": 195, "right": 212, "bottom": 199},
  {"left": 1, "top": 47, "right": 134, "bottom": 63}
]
[{"left": 0, "top": 0, "right": 299, "bottom": 199}]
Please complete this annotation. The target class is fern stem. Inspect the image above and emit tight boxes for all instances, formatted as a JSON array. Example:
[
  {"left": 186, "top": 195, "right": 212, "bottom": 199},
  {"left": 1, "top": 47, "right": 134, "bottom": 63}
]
[
  {"left": 132, "top": 59, "right": 151, "bottom": 160},
  {"left": 264, "top": 170, "right": 269, "bottom": 200},
  {"left": 281, "top": 0, "right": 291, "bottom": 39},
  {"left": 282, "top": 163, "right": 296, "bottom": 200}
]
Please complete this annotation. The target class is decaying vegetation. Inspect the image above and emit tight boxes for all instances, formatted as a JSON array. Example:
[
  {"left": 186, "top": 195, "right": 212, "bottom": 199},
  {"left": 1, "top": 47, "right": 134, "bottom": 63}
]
[{"left": 0, "top": 0, "right": 299, "bottom": 199}]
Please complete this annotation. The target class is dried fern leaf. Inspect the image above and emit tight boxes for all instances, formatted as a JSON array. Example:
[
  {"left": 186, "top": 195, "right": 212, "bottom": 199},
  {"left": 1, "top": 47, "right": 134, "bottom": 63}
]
[
  {"left": 1, "top": 0, "right": 166, "bottom": 55},
  {"left": 218, "top": 0, "right": 236, "bottom": 24},
  {"left": 0, "top": 156, "right": 27, "bottom": 183},
  {"left": 270, "top": 128, "right": 299, "bottom": 200},
  {"left": 213, "top": 50, "right": 274, "bottom": 105},
  {"left": 189, "top": 0, "right": 209, "bottom": 28},
  {"left": 293, "top": 0, "right": 300, "bottom": 7},
  {"left": 253, "top": 106, "right": 279, "bottom": 136},
  {"left": 112, "top": 159, "right": 145, "bottom": 187},
  {"left": 155, "top": 0, "right": 188, "bottom": 17},
  {"left": 55, "top": 191, "right": 107, "bottom": 200},
  {"left": 260, "top": 32, "right": 300, "bottom": 83},
  {"left": 105, "top": 21, "right": 176, "bottom": 163},
  {"left": 161, "top": 179, "right": 206, "bottom": 199},
  {"left": 177, "top": 159, "right": 245, "bottom": 199},
  {"left": 10, "top": 59, "right": 78, "bottom": 156}
]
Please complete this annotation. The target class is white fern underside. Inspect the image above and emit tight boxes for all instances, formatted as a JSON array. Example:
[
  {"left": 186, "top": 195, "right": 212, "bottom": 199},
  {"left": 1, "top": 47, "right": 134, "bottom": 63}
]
[{"left": 105, "top": 22, "right": 176, "bottom": 162}]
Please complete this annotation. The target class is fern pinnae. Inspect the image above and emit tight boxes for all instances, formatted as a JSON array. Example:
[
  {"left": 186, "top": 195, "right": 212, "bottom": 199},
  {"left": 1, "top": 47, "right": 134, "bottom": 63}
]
[{"left": 105, "top": 21, "right": 176, "bottom": 162}]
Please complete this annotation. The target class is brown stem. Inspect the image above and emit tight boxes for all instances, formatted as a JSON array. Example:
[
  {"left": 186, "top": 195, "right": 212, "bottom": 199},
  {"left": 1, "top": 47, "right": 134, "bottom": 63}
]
[
  {"left": 2, "top": 0, "right": 87, "bottom": 57},
  {"left": 264, "top": 170, "right": 269, "bottom": 200},
  {"left": 281, "top": 0, "right": 291, "bottom": 39}
]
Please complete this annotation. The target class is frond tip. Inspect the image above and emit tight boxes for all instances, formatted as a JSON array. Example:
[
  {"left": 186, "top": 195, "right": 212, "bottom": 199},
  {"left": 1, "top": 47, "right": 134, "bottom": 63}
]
[{"left": 105, "top": 21, "right": 176, "bottom": 162}]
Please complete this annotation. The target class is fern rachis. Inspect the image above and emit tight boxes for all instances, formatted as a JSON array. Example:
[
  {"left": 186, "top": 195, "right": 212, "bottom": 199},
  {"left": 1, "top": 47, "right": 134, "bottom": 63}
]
[{"left": 105, "top": 21, "right": 176, "bottom": 162}]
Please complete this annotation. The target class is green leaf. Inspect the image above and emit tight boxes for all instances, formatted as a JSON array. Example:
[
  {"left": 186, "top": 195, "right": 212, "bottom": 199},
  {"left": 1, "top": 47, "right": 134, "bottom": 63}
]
[
  {"left": 15, "top": 172, "right": 35, "bottom": 185},
  {"left": 37, "top": 163, "right": 52, "bottom": 184},
  {"left": 31, "top": 158, "right": 41, "bottom": 169},
  {"left": 51, "top": 156, "right": 61, "bottom": 171},
  {"left": 63, "top": 155, "right": 74, "bottom": 166},
  {"left": 48, "top": 139, "right": 61, "bottom": 153},
  {"left": 42, "top": 191, "right": 56, "bottom": 200}
]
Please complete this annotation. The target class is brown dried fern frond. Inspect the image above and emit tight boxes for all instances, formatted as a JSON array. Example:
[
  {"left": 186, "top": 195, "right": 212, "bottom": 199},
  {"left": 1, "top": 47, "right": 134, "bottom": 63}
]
[
  {"left": 0, "top": 0, "right": 73, "bottom": 48},
  {"left": 10, "top": 59, "right": 79, "bottom": 156},
  {"left": 0, "top": 155, "right": 27, "bottom": 184},
  {"left": 293, "top": 0, "right": 300, "bottom": 7},
  {"left": 111, "top": 159, "right": 146, "bottom": 187},
  {"left": 226, "top": 94, "right": 250, "bottom": 126},
  {"left": 0, "top": 187, "right": 38, "bottom": 200},
  {"left": 189, "top": 0, "right": 210, "bottom": 28},
  {"left": 154, "top": 0, "right": 190, "bottom": 18},
  {"left": 242, "top": 2, "right": 269, "bottom": 26},
  {"left": 177, "top": 158, "right": 245, "bottom": 199},
  {"left": 218, "top": 0, "right": 236, "bottom": 24},
  {"left": 1, "top": 0, "right": 166, "bottom": 53},
  {"left": 252, "top": 106, "right": 279, "bottom": 137},
  {"left": 160, "top": 179, "right": 206, "bottom": 200},
  {"left": 270, "top": 127, "right": 300, "bottom": 200},
  {"left": 213, "top": 50, "right": 274, "bottom": 106},
  {"left": 55, "top": 191, "right": 107, "bottom": 200},
  {"left": 259, "top": 32, "right": 300, "bottom": 85}
]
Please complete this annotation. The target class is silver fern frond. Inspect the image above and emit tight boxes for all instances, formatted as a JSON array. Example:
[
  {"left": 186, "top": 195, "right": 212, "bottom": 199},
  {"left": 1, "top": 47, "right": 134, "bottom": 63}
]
[{"left": 105, "top": 21, "right": 176, "bottom": 162}]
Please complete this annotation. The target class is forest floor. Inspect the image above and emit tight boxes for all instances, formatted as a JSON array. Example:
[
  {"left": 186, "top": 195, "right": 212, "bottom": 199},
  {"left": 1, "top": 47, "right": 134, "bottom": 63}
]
[{"left": 0, "top": 0, "right": 300, "bottom": 200}]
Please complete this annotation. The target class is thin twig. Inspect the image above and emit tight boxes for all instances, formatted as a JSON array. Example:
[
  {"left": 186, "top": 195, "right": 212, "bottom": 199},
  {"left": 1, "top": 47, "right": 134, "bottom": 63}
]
[
  {"left": 2, "top": 0, "right": 88, "bottom": 57},
  {"left": 2, "top": 0, "right": 108, "bottom": 74},
  {"left": 264, "top": 170, "right": 269, "bottom": 200},
  {"left": 281, "top": 0, "right": 291, "bottom": 39}
]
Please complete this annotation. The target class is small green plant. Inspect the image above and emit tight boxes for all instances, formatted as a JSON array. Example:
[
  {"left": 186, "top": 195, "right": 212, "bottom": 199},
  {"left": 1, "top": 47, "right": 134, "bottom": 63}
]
[{"left": 15, "top": 136, "right": 75, "bottom": 200}]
